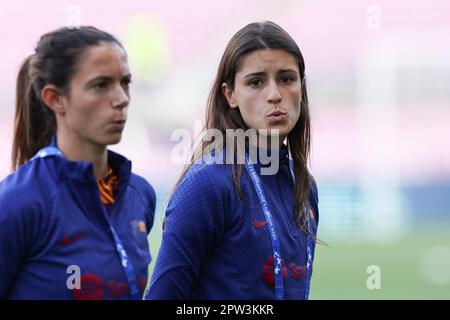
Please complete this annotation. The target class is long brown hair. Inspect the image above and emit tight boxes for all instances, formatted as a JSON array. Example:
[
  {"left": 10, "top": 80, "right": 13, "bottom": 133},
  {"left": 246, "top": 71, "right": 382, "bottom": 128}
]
[
  {"left": 171, "top": 21, "right": 317, "bottom": 238},
  {"left": 12, "top": 26, "right": 123, "bottom": 170}
]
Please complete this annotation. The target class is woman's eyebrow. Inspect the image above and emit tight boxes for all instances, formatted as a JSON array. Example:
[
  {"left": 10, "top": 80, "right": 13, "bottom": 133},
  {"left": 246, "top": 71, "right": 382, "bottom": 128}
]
[
  {"left": 242, "top": 68, "right": 299, "bottom": 79},
  {"left": 86, "top": 75, "right": 113, "bottom": 85},
  {"left": 278, "top": 68, "right": 299, "bottom": 74},
  {"left": 242, "top": 71, "right": 266, "bottom": 79},
  {"left": 86, "top": 74, "right": 132, "bottom": 85}
]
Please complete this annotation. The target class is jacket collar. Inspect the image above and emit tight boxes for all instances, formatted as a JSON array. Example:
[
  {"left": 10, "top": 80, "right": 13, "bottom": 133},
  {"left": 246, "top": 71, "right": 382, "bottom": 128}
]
[{"left": 42, "top": 136, "right": 132, "bottom": 185}]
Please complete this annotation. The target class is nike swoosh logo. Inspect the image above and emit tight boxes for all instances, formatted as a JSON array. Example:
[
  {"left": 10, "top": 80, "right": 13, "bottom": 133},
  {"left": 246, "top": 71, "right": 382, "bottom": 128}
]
[
  {"left": 60, "top": 232, "right": 87, "bottom": 246},
  {"left": 253, "top": 218, "right": 267, "bottom": 229}
]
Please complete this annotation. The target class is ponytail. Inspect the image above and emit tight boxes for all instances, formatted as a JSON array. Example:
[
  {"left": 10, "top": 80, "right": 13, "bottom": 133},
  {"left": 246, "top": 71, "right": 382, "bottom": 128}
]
[{"left": 12, "top": 55, "right": 56, "bottom": 170}]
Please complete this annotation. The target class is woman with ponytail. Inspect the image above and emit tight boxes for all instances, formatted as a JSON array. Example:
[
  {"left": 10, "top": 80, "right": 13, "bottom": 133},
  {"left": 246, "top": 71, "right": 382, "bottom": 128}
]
[
  {"left": 0, "top": 26, "right": 156, "bottom": 300},
  {"left": 146, "top": 21, "right": 320, "bottom": 300}
]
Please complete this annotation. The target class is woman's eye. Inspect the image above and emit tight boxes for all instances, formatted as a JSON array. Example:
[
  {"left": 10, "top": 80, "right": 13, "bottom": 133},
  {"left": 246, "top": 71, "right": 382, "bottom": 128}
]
[
  {"left": 280, "top": 76, "right": 293, "bottom": 84},
  {"left": 121, "top": 79, "right": 131, "bottom": 90},
  {"left": 249, "top": 79, "right": 263, "bottom": 87},
  {"left": 94, "top": 82, "right": 108, "bottom": 91}
]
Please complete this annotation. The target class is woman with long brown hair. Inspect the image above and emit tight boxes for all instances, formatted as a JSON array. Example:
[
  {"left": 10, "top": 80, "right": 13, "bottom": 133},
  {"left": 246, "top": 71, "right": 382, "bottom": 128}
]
[
  {"left": 0, "top": 26, "right": 156, "bottom": 299},
  {"left": 146, "top": 21, "right": 319, "bottom": 300}
]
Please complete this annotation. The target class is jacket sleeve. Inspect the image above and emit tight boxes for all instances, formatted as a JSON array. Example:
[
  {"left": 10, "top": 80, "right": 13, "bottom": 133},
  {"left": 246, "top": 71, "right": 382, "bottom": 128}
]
[
  {"left": 0, "top": 184, "right": 50, "bottom": 298},
  {"left": 145, "top": 166, "right": 227, "bottom": 300}
]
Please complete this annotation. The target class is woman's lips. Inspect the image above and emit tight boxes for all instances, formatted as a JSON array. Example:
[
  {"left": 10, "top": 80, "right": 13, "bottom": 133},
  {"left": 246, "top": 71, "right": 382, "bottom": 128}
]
[
  {"left": 268, "top": 111, "right": 287, "bottom": 121},
  {"left": 111, "top": 120, "right": 126, "bottom": 130}
]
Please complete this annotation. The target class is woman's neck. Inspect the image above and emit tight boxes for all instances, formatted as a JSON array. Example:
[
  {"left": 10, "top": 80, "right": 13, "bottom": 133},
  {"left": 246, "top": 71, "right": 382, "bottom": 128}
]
[
  {"left": 56, "top": 130, "right": 108, "bottom": 180},
  {"left": 248, "top": 132, "right": 285, "bottom": 151}
]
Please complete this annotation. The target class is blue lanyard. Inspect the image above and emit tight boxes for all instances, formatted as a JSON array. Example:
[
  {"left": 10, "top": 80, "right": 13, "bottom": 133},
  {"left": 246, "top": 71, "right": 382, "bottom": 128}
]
[
  {"left": 100, "top": 207, "right": 141, "bottom": 299},
  {"left": 32, "top": 146, "right": 141, "bottom": 299},
  {"left": 245, "top": 154, "right": 314, "bottom": 300},
  {"left": 245, "top": 156, "right": 284, "bottom": 300}
]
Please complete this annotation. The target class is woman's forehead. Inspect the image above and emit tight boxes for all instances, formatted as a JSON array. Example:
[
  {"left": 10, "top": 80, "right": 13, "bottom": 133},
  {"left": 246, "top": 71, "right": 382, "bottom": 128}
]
[
  {"left": 237, "top": 49, "right": 299, "bottom": 75},
  {"left": 73, "top": 43, "right": 129, "bottom": 81}
]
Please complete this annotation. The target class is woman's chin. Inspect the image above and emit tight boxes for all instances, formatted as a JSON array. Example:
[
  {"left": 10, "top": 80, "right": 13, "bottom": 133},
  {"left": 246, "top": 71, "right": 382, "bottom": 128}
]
[
  {"left": 265, "top": 124, "right": 291, "bottom": 138},
  {"left": 101, "top": 133, "right": 123, "bottom": 146}
]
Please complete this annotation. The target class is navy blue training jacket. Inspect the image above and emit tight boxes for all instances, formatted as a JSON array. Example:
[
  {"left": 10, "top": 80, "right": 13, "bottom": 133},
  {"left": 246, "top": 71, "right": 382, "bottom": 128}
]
[
  {"left": 146, "top": 146, "right": 319, "bottom": 300},
  {"left": 0, "top": 139, "right": 156, "bottom": 299}
]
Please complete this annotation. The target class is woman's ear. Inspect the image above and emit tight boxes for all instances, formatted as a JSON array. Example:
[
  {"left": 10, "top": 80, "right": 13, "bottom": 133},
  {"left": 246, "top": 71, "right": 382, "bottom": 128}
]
[
  {"left": 221, "top": 83, "right": 238, "bottom": 108},
  {"left": 41, "top": 84, "right": 66, "bottom": 115}
]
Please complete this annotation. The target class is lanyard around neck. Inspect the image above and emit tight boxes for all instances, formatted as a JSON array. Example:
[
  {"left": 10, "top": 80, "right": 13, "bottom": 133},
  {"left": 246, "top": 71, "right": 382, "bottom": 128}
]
[{"left": 245, "top": 154, "right": 314, "bottom": 300}]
